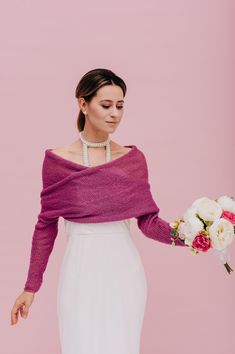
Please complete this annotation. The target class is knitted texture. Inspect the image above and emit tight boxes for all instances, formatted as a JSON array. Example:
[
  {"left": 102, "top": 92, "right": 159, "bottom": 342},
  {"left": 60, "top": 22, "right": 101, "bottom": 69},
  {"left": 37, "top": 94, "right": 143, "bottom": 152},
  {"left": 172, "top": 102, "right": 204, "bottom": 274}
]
[{"left": 24, "top": 145, "right": 186, "bottom": 293}]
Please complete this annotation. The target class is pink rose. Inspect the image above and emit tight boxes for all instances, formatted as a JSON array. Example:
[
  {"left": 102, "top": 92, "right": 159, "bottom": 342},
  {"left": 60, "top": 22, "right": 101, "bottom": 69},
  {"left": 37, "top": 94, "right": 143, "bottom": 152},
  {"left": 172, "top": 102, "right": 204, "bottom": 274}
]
[
  {"left": 192, "top": 233, "right": 211, "bottom": 252},
  {"left": 221, "top": 211, "right": 235, "bottom": 225}
]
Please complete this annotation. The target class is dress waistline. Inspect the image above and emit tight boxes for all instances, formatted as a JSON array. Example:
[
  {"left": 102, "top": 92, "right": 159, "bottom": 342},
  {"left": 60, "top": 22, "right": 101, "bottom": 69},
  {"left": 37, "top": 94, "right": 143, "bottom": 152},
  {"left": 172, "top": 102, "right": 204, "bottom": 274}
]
[{"left": 63, "top": 218, "right": 131, "bottom": 236}]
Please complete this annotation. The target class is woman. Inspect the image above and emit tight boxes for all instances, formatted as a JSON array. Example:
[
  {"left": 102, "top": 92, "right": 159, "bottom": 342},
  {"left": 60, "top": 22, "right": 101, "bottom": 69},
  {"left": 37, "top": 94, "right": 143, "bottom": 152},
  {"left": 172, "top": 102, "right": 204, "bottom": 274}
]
[{"left": 11, "top": 68, "right": 187, "bottom": 354}]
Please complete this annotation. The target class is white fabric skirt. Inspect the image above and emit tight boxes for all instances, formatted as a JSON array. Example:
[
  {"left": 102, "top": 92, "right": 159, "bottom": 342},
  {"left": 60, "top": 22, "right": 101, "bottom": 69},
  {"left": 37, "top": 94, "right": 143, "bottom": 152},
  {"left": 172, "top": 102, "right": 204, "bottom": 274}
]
[{"left": 57, "top": 218, "right": 148, "bottom": 354}]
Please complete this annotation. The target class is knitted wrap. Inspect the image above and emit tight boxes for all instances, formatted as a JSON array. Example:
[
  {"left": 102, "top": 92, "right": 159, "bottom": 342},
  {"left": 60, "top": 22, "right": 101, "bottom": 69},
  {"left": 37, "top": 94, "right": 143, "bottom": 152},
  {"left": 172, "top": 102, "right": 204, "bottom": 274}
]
[{"left": 24, "top": 145, "right": 186, "bottom": 293}]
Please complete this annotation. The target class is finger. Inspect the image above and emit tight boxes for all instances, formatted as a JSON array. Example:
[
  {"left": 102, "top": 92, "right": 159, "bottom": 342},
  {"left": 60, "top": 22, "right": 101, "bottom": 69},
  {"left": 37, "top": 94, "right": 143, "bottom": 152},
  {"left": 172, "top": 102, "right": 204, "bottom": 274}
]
[
  {"left": 12, "top": 303, "right": 21, "bottom": 323},
  {"left": 13, "top": 308, "right": 19, "bottom": 323},
  {"left": 20, "top": 304, "right": 28, "bottom": 318},
  {"left": 11, "top": 305, "right": 18, "bottom": 321},
  {"left": 11, "top": 307, "right": 19, "bottom": 325}
]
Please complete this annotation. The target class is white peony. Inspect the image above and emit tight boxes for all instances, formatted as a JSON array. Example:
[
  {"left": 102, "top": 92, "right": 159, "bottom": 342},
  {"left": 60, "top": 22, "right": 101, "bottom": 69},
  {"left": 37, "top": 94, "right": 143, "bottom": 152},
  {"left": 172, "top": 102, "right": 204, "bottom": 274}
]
[
  {"left": 192, "top": 197, "right": 209, "bottom": 209},
  {"left": 196, "top": 197, "right": 222, "bottom": 222},
  {"left": 216, "top": 195, "right": 235, "bottom": 213},
  {"left": 179, "top": 216, "right": 204, "bottom": 246},
  {"left": 183, "top": 205, "right": 198, "bottom": 221},
  {"left": 209, "top": 218, "right": 234, "bottom": 251}
]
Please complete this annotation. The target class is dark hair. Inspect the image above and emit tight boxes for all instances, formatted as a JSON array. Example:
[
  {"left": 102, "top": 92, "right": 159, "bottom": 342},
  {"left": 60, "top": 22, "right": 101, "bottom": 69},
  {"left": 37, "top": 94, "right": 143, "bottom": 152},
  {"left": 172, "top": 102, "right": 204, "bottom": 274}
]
[{"left": 75, "top": 68, "right": 127, "bottom": 132}]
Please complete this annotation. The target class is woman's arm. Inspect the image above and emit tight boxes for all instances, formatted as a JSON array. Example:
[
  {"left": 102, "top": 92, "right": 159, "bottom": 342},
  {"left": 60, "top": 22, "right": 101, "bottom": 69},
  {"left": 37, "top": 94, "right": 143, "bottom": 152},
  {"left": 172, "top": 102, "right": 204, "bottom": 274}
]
[
  {"left": 23, "top": 153, "right": 60, "bottom": 293},
  {"left": 24, "top": 219, "right": 59, "bottom": 292},
  {"left": 136, "top": 211, "right": 187, "bottom": 246}
]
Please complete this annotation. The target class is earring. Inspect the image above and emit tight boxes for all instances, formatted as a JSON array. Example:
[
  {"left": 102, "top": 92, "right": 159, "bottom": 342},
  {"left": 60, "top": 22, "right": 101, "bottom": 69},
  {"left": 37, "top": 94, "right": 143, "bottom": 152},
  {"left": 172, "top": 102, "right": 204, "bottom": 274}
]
[{"left": 83, "top": 111, "right": 86, "bottom": 115}]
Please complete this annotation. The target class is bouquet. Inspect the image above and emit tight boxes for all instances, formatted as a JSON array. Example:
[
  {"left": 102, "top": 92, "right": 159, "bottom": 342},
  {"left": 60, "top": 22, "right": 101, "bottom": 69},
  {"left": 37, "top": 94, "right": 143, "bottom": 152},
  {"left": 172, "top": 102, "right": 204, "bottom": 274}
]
[{"left": 170, "top": 195, "right": 235, "bottom": 274}]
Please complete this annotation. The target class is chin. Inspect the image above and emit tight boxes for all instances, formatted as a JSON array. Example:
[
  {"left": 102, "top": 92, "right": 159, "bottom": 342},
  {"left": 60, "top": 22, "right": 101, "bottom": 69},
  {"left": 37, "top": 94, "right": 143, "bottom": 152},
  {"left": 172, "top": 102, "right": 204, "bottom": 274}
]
[{"left": 106, "top": 125, "right": 118, "bottom": 131}]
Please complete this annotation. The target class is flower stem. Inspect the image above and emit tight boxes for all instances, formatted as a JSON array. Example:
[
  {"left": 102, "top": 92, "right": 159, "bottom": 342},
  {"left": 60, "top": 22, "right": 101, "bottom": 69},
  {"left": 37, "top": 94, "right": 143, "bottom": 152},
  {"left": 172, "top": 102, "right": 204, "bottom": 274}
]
[{"left": 224, "top": 262, "right": 234, "bottom": 274}]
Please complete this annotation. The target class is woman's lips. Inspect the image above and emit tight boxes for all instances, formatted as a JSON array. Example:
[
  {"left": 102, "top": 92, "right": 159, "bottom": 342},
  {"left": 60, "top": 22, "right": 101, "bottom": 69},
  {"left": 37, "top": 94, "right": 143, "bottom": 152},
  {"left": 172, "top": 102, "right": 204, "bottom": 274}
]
[{"left": 106, "top": 122, "right": 117, "bottom": 124}]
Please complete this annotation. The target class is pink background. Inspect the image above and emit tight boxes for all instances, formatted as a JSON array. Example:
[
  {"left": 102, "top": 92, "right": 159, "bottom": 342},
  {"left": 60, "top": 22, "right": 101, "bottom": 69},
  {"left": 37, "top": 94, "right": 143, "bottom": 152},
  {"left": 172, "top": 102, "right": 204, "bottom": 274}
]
[{"left": 1, "top": 1, "right": 234, "bottom": 353}]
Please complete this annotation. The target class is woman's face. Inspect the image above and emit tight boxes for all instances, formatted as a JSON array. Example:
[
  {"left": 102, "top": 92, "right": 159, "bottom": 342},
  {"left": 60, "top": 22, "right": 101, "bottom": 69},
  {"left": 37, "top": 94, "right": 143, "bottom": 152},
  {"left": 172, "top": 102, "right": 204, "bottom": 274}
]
[{"left": 79, "top": 84, "right": 124, "bottom": 133}]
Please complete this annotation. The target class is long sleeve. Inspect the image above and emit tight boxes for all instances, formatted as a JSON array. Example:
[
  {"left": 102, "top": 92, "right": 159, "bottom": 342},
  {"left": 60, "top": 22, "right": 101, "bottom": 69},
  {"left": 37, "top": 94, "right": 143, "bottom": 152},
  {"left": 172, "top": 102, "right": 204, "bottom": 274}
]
[
  {"left": 24, "top": 219, "right": 59, "bottom": 292},
  {"left": 137, "top": 211, "right": 187, "bottom": 246},
  {"left": 23, "top": 153, "right": 60, "bottom": 293}
]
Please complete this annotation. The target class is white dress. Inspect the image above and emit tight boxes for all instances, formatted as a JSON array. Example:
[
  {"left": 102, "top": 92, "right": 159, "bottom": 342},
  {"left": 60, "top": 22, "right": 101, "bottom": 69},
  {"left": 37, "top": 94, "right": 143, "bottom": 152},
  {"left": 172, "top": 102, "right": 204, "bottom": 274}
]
[{"left": 57, "top": 218, "right": 148, "bottom": 354}]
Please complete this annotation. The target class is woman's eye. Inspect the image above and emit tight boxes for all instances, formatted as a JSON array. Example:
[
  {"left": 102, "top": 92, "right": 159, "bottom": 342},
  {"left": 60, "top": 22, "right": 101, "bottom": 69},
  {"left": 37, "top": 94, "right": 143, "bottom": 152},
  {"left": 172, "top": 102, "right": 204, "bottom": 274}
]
[{"left": 102, "top": 105, "right": 123, "bottom": 110}]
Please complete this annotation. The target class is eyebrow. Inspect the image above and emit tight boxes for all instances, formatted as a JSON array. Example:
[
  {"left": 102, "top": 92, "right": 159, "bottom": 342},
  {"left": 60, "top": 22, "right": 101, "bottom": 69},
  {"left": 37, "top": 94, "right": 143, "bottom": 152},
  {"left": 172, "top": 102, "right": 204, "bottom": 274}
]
[{"left": 99, "top": 99, "right": 124, "bottom": 103}]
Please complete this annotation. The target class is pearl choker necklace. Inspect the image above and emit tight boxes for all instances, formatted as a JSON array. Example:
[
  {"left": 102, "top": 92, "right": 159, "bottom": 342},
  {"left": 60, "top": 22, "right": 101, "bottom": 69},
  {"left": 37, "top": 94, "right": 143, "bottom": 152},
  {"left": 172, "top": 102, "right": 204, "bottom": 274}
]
[{"left": 79, "top": 130, "right": 111, "bottom": 167}]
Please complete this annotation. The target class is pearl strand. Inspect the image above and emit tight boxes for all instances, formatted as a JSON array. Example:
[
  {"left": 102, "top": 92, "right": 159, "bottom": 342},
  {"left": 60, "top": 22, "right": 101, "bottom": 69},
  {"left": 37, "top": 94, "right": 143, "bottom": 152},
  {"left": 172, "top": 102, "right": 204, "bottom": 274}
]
[{"left": 79, "top": 130, "right": 111, "bottom": 167}]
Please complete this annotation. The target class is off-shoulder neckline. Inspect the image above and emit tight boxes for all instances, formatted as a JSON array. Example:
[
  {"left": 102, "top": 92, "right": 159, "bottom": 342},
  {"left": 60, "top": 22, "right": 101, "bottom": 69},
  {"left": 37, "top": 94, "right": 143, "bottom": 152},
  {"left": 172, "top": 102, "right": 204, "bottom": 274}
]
[{"left": 45, "top": 144, "right": 137, "bottom": 170}]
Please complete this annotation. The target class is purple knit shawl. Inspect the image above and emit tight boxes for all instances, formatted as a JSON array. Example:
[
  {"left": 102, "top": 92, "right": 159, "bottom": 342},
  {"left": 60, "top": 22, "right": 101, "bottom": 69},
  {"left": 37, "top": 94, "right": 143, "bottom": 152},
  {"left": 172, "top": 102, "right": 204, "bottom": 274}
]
[{"left": 24, "top": 145, "right": 186, "bottom": 292}]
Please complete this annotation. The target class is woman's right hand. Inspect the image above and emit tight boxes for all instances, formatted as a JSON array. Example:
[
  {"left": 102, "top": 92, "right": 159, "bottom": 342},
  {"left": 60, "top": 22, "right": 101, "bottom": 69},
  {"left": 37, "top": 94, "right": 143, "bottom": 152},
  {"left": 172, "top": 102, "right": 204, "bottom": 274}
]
[{"left": 10, "top": 291, "right": 35, "bottom": 325}]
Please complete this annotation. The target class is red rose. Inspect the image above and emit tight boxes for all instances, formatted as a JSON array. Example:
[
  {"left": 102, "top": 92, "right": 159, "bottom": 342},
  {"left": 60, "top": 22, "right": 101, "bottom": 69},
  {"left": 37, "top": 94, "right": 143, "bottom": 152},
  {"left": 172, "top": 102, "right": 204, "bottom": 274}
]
[
  {"left": 192, "top": 233, "right": 211, "bottom": 252},
  {"left": 221, "top": 211, "right": 235, "bottom": 225}
]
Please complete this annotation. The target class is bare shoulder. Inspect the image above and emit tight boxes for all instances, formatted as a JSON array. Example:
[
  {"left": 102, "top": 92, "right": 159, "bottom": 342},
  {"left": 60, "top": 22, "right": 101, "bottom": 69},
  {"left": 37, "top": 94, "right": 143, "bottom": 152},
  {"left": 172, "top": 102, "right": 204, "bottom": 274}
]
[
  {"left": 111, "top": 141, "right": 132, "bottom": 154},
  {"left": 50, "top": 143, "right": 84, "bottom": 165},
  {"left": 51, "top": 145, "right": 75, "bottom": 159}
]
